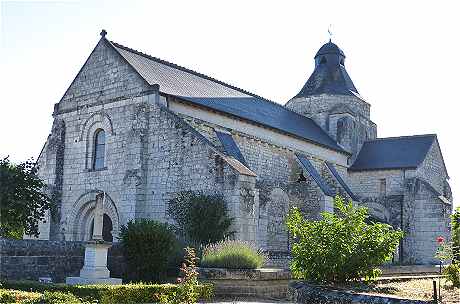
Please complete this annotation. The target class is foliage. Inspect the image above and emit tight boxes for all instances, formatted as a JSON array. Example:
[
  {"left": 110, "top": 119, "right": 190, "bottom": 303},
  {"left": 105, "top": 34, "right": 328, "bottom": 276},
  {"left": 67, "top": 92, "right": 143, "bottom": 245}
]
[
  {"left": 119, "top": 219, "right": 178, "bottom": 282},
  {"left": 443, "top": 263, "right": 460, "bottom": 288},
  {"left": 0, "top": 289, "right": 87, "bottom": 304},
  {"left": 286, "top": 195, "right": 403, "bottom": 283},
  {"left": 160, "top": 247, "right": 208, "bottom": 304},
  {"left": 435, "top": 238, "right": 453, "bottom": 262},
  {"left": 167, "top": 191, "right": 234, "bottom": 246},
  {"left": 0, "top": 280, "right": 213, "bottom": 304},
  {"left": 452, "top": 207, "right": 460, "bottom": 264},
  {"left": 0, "top": 289, "right": 41, "bottom": 303},
  {"left": 0, "top": 157, "right": 54, "bottom": 238},
  {"left": 201, "top": 240, "right": 266, "bottom": 269}
]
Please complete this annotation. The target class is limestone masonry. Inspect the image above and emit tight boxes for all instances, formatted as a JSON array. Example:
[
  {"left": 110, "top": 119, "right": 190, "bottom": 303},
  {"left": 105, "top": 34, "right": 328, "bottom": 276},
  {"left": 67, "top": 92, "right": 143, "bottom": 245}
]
[{"left": 32, "top": 31, "right": 453, "bottom": 265}]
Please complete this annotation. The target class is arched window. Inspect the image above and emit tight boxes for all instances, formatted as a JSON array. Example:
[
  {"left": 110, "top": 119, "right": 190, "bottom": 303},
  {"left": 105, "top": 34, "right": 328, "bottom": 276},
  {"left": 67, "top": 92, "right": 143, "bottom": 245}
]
[
  {"left": 320, "top": 56, "right": 327, "bottom": 64},
  {"left": 93, "top": 129, "right": 105, "bottom": 170}
]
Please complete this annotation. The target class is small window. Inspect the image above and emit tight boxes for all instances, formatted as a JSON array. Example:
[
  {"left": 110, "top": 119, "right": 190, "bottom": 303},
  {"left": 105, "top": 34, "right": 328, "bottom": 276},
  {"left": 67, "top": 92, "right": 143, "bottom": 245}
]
[
  {"left": 340, "top": 58, "right": 344, "bottom": 65},
  {"left": 379, "top": 179, "right": 387, "bottom": 196},
  {"left": 320, "top": 56, "right": 327, "bottom": 64},
  {"left": 93, "top": 129, "right": 105, "bottom": 170}
]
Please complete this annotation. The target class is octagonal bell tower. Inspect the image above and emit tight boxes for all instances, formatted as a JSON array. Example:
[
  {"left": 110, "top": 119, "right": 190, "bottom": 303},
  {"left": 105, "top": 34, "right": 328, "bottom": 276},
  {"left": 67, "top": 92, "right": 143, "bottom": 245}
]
[{"left": 286, "top": 41, "right": 377, "bottom": 163}]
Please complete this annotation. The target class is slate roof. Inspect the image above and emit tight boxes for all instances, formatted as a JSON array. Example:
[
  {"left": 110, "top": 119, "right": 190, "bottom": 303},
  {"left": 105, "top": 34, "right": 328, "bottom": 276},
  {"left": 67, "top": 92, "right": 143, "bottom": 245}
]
[
  {"left": 315, "top": 41, "right": 345, "bottom": 58},
  {"left": 349, "top": 135, "right": 437, "bottom": 171},
  {"left": 325, "top": 162, "right": 359, "bottom": 201},
  {"left": 109, "top": 40, "right": 347, "bottom": 154},
  {"left": 296, "top": 154, "right": 335, "bottom": 197},
  {"left": 294, "top": 42, "right": 359, "bottom": 98},
  {"left": 215, "top": 131, "right": 248, "bottom": 167}
]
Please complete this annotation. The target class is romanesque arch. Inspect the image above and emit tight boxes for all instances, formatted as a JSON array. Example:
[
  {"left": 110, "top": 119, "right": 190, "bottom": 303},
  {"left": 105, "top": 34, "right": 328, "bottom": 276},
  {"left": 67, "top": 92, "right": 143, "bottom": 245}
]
[
  {"left": 77, "top": 111, "right": 115, "bottom": 169},
  {"left": 69, "top": 190, "right": 120, "bottom": 241}
]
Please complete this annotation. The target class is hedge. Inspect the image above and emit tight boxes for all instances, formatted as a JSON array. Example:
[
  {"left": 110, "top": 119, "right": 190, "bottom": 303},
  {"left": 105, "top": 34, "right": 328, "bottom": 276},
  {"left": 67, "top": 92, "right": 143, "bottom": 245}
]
[{"left": 0, "top": 280, "right": 213, "bottom": 303}]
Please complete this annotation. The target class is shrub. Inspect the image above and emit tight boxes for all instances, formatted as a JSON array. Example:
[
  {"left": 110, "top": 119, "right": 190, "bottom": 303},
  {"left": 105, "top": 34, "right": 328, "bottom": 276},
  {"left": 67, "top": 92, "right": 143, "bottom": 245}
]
[
  {"left": 1, "top": 280, "right": 213, "bottom": 304},
  {"left": 119, "top": 219, "right": 178, "bottom": 282},
  {"left": 160, "top": 247, "right": 206, "bottom": 304},
  {"left": 443, "top": 263, "right": 460, "bottom": 288},
  {"left": 286, "top": 195, "right": 403, "bottom": 283},
  {"left": 0, "top": 289, "right": 41, "bottom": 303},
  {"left": 167, "top": 191, "right": 234, "bottom": 246},
  {"left": 201, "top": 240, "right": 266, "bottom": 269}
]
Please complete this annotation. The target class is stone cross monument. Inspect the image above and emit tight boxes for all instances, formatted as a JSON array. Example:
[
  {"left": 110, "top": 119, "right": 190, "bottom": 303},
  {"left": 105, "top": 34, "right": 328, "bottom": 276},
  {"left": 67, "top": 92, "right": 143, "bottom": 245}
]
[{"left": 66, "top": 192, "right": 122, "bottom": 285}]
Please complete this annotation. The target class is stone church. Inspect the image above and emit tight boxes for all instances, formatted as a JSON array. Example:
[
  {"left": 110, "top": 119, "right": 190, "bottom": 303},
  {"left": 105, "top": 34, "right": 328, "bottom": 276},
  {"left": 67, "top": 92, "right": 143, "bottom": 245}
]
[{"left": 34, "top": 30, "right": 452, "bottom": 265}]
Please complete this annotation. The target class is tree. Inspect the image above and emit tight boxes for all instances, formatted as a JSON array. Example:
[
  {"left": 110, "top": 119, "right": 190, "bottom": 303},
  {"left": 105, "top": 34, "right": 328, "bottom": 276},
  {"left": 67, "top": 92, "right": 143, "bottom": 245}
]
[
  {"left": 286, "top": 195, "right": 403, "bottom": 283},
  {"left": 0, "top": 157, "right": 54, "bottom": 238},
  {"left": 167, "top": 191, "right": 234, "bottom": 246}
]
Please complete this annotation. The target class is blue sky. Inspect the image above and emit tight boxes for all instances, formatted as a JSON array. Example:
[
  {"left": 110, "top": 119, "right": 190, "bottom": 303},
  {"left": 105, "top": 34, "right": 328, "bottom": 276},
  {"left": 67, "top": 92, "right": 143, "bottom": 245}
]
[{"left": 1, "top": 0, "right": 459, "bottom": 206}]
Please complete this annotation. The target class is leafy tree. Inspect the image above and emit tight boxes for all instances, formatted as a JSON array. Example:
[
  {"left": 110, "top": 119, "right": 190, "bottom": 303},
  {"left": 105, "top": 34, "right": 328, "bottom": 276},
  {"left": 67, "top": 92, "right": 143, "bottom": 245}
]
[
  {"left": 286, "top": 195, "right": 403, "bottom": 283},
  {"left": 167, "top": 191, "right": 234, "bottom": 246},
  {"left": 0, "top": 157, "right": 54, "bottom": 238}
]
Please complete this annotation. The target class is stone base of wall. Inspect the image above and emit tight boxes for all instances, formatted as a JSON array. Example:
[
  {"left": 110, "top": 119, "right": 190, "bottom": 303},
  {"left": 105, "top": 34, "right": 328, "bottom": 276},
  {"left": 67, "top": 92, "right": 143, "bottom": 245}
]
[
  {"left": 289, "top": 282, "right": 430, "bottom": 304},
  {"left": 265, "top": 251, "right": 291, "bottom": 269},
  {"left": 0, "top": 239, "right": 125, "bottom": 283},
  {"left": 380, "top": 265, "right": 440, "bottom": 277},
  {"left": 199, "top": 267, "right": 291, "bottom": 299}
]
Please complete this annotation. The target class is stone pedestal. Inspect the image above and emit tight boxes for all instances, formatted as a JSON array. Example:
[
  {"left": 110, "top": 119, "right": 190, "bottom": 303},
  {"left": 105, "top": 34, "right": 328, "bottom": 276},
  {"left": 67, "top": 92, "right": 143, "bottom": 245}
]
[{"left": 66, "top": 241, "right": 122, "bottom": 285}]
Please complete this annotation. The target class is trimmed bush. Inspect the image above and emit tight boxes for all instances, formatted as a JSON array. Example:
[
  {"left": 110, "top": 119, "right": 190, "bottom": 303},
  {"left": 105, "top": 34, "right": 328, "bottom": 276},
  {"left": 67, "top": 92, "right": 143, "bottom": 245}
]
[
  {"left": 167, "top": 191, "right": 234, "bottom": 246},
  {"left": 1, "top": 280, "right": 213, "bottom": 304},
  {"left": 201, "top": 240, "right": 266, "bottom": 269},
  {"left": 0, "top": 289, "right": 41, "bottom": 303},
  {"left": 286, "top": 195, "right": 403, "bottom": 283},
  {"left": 119, "top": 219, "right": 177, "bottom": 282}
]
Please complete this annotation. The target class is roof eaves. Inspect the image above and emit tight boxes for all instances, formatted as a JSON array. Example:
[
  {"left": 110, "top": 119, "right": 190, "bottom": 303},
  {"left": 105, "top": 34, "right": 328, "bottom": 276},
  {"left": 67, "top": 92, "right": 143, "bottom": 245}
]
[{"left": 348, "top": 166, "right": 418, "bottom": 172}]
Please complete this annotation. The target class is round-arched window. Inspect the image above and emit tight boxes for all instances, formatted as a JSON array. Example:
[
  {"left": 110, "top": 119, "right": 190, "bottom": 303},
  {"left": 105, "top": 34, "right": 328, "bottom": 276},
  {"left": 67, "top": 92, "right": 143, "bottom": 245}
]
[{"left": 93, "top": 129, "right": 105, "bottom": 170}]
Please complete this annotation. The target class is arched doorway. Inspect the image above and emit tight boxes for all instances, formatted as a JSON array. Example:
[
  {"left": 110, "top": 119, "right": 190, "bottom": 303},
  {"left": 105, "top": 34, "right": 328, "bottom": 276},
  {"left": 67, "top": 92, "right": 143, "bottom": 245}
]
[
  {"left": 70, "top": 191, "right": 120, "bottom": 241},
  {"left": 89, "top": 214, "right": 114, "bottom": 242}
]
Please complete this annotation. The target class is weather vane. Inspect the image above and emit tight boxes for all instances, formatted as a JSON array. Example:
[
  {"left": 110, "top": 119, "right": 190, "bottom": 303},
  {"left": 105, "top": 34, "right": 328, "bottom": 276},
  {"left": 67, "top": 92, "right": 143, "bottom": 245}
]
[{"left": 328, "top": 24, "right": 333, "bottom": 42}]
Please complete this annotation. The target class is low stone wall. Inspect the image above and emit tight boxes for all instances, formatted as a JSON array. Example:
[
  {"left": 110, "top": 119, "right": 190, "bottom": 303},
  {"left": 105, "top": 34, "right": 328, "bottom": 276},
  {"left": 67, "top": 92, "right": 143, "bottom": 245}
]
[
  {"left": 199, "top": 267, "right": 291, "bottom": 299},
  {"left": 289, "top": 282, "right": 431, "bottom": 304},
  {"left": 0, "top": 239, "right": 125, "bottom": 283}
]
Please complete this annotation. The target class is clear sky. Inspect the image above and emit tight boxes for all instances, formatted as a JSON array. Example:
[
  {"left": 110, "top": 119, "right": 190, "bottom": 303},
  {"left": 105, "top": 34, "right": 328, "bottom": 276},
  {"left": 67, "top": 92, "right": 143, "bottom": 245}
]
[{"left": 1, "top": 1, "right": 459, "bottom": 207}]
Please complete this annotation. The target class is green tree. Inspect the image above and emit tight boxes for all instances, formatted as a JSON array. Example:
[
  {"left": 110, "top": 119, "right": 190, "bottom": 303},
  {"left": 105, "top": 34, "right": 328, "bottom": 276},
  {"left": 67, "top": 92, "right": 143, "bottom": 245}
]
[
  {"left": 286, "top": 195, "right": 403, "bottom": 283},
  {"left": 0, "top": 157, "right": 54, "bottom": 238},
  {"left": 167, "top": 191, "right": 234, "bottom": 246}
]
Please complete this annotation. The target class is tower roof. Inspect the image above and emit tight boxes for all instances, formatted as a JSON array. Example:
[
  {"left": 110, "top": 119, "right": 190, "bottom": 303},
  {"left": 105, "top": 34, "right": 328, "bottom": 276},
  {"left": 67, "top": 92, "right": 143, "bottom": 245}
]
[
  {"left": 294, "top": 41, "right": 359, "bottom": 98},
  {"left": 315, "top": 41, "right": 345, "bottom": 58}
]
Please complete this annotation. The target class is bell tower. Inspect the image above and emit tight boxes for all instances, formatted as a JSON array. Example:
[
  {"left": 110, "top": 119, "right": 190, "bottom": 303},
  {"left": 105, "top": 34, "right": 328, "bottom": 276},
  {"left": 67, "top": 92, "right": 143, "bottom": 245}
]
[{"left": 286, "top": 41, "right": 377, "bottom": 162}]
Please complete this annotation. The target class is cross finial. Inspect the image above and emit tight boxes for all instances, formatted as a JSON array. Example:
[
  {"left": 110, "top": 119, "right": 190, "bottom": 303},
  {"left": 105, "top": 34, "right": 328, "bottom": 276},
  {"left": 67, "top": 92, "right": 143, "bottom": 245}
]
[
  {"left": 328, "top": 24, "right": 333, "bottom": 42},
  {"left": 100, "top": 29, "right": 107, "bottom": 38}
]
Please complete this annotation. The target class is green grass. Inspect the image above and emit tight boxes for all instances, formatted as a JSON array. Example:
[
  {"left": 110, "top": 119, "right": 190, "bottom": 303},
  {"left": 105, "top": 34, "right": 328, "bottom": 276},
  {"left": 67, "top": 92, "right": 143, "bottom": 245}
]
[{"left": 200, "top": 240, "right": 266, "bottom": 269}]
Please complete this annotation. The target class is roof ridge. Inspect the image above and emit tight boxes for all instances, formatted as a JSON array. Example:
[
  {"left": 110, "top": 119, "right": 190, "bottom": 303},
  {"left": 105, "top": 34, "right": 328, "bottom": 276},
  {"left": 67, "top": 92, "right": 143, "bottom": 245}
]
[
  {"left": 110, "top": 40, "right": 302, "bottom": 115},
  {"left": 365, "top": 134, "right": 437, "bottom": 143}
]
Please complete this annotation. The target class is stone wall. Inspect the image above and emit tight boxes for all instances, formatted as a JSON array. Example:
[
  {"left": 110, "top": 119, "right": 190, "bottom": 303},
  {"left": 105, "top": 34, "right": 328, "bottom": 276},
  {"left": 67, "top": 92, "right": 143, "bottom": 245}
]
[
  {"left": 0, "top": 239, "right": 124, "bottom": 283},
  {"left": 286, "top": 94, "right": 377, "bottom": 161},
  {"left": 415, "top": 140, "right": 448, "bottom": 195},
  {"left": 57, "top": 38, "right": 149, "bottom": 113}
]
